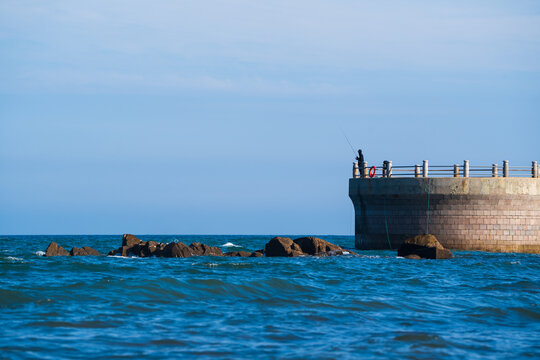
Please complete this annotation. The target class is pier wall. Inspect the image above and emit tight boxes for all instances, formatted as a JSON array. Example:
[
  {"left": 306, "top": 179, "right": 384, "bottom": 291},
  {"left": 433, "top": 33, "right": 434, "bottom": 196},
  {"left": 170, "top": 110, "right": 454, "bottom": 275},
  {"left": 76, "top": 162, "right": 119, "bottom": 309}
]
[{"left": 349, "top": 178, "right": 540, "bottom": 253}]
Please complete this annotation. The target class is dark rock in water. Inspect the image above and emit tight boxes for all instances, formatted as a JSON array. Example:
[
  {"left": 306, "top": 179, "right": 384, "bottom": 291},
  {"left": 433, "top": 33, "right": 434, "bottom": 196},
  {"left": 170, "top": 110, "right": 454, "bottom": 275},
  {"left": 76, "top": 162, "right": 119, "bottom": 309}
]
[
  {"left": 162, "top": 242, "right": 193, "bottom": 258},
  {"left": 120, "top": 246, "right": 130, "bottom": 257},
  {"left": 70, "top": 246, "right": 100, "bottom": 256},
  {"left": 141, "top": 241, "right": 159, "bottom": 257},
  {"left": 224, "top": 251, "right": 252, "bottom": 257},
  {"left": 45, "top": 242, "right": 70, "bottom": 256},
  {"left": 397, "top": 234, "right": 453, "bottom": 259},
  {"left": 293, "top": 237, "right": 347, "bottom": 256},
  {"left": 265, "top": 237, "right": 305, "bottom": 257},
  {"left": 189, "top": 242, "right": 223, "bottom": 256},
  {"left": 122, "top": 234, "right": 142, "bottom": 248},
  {"left": 130, "top": 242, "right": 148, "bottom": 257},
  {"left": 250, "top": 250, "right": 265, "bottom": 257},
  {"left": 108, "top": 246, "right": 126, "bottom": 256}
]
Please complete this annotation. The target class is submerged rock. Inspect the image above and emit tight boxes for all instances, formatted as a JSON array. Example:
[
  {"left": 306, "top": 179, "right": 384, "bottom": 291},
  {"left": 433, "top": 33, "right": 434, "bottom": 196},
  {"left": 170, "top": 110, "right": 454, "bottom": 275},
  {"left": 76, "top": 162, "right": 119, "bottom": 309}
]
[
  {"left": 224, "top": 251, "right": 252, "bottom": 257},
  {"left": 250, "top": 250, "right": 265, "bottom": 257},
  {"left": 70, "top": 246, "right": 100, "bottom": 256},
  {"left": 45, "top": 242, "right": 70, "bottom": 256},
  {"left": 397, "top": 234, "right": 453, "bottom": 259}
]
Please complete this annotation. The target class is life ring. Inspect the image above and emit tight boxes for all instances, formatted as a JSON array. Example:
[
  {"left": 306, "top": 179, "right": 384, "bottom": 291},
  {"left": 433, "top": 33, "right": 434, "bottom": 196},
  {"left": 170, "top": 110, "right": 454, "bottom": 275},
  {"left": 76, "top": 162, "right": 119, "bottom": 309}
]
[{"left": 369, "top": 166, "right": 376, "bottom": 178}]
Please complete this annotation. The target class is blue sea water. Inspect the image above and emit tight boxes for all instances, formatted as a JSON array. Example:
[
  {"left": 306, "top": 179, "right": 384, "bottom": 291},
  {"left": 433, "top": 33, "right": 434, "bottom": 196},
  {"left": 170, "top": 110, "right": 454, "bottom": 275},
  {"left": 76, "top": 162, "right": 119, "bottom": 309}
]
[{"left": 0, "top": 235, "right": 539, "bottom": 359}]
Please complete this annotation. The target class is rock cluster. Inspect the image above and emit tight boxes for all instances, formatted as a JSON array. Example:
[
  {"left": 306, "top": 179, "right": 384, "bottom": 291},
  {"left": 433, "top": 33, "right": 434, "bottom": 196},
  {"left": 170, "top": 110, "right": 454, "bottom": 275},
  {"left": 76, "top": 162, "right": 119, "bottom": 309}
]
[
  {"left": 43, "top": 234, "right": 354, "bottom": 258},
  {"left": 397, "top": 234, "right": 453, "bottom": 259},
  {"left": 265, "top": 236, "right": 354, "bottom": 257},
  {"left": 107, "top": 234, "right": 225, "bottom": 258},
  {"left": 45, "top": 242, "right": 100, "bottom": 256}
]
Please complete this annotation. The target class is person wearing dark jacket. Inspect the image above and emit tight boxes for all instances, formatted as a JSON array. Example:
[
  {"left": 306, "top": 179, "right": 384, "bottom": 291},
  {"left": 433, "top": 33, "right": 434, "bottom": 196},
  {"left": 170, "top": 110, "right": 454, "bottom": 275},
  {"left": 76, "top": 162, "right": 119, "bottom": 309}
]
[{"left": 356, "top": 149, "right": 364, "bottom": 164}]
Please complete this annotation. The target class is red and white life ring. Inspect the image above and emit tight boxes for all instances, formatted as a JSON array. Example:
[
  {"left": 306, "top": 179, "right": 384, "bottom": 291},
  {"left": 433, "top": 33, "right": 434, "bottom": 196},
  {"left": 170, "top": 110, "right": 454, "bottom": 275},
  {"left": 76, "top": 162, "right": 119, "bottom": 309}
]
[{"left": 369, "top": 166, "right": 377, "bottom": 178}]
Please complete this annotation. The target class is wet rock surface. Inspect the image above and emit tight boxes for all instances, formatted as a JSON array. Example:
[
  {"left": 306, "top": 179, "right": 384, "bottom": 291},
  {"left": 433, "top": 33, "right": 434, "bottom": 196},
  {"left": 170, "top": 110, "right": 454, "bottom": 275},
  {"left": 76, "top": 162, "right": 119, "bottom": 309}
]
[
  {"left": 70, "top": 246, "right": 100, "bottom": 256},
  {"left": 397, "top": 234, "right": 453, "bottom": 259},
  {"left": 44, "top": 234, "right": 355, "bottom": 258},
  {"left": 265, "top": 236, "right": 355, "bottom": 257},
  {"left": 293, "top": 237, "right": 346, "bottom": 255},
  {"left": 265, "top": 237, "right": 304, "bottom": 257},
  {"left": 45, "top": 242, "right": 70, "bottom": 257},
  {"left": 224, "top": 251, "right": 252, "bottom": 257}
]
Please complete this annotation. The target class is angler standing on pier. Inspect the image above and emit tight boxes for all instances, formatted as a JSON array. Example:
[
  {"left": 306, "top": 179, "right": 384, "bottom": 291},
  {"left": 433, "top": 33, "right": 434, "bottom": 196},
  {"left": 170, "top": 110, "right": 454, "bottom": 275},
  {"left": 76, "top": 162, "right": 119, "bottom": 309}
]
[{"left": 356, "top": 149, "right": 364, "bottom": 164}]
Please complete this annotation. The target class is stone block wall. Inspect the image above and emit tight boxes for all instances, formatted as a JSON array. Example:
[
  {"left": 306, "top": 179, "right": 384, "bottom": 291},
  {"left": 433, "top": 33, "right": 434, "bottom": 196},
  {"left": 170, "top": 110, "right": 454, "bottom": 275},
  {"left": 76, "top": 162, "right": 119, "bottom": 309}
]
[{"left": 349, "top": 178, "right": 540, "bottom": 253}]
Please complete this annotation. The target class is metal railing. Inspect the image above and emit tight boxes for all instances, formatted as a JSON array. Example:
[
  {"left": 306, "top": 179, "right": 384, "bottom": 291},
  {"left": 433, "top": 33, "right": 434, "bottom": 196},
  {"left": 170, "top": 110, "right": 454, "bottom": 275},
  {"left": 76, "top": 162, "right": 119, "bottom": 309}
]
[{"left": 352, "top": 160, "right": 539, "bottom": 179}]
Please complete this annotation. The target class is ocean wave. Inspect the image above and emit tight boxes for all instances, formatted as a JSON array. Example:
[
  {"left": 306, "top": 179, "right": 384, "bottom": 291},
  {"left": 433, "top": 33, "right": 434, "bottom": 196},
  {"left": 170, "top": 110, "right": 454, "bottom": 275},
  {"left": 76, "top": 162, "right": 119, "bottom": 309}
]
[
  {"left": 221, "top": 242, "right": 241, "bottom": 247},
  {"left": 35, "top": 251, "right": 45, "bottom": 257},
  {"left": 6, "top": 256, "right": 23, "bottom": 262}
]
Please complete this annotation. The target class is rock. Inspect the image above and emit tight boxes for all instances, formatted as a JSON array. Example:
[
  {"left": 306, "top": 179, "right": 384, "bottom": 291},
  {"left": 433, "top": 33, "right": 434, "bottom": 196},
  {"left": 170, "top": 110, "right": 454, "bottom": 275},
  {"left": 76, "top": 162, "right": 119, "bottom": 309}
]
[
  {"left": 122, "top": 234, "right": 142, "bottom": 248},
  {"left": 161, "top": 242, "right": 193, "bottom": 258},
  {"left": 70, "top": 246, "right": 100, "bottom": 256},
  {"left": 397, "top": 234, "right": 453, "bottom": 259},
  {"left": 224, "top": 251, "right": 252, "bottom": 257},
  {"left": 130, "top": 241, "right": 148, "bottom": 257},
  {"left": 250, "top": 250, "right": 265, "bottom": 257},
  {"left": 293, "top": 237, "right": 344, "bottom": 255},
  {"left": 189, "top": 242, "right": 223, "bottom": 256},
  {"left": 265, "top": 237, "right": 305, "bottom": 257},
  {"left": 140, "top": 241, "right": 159, "bottom": 257},
  {"left": 119, "top": 246, "right": 130, "bottom": 257},
  {"left": 45, "top": 242, "right": 70, "bottom": 256},
  {"left": 108, "top": 245, "right": 131, "bottom": 257}
]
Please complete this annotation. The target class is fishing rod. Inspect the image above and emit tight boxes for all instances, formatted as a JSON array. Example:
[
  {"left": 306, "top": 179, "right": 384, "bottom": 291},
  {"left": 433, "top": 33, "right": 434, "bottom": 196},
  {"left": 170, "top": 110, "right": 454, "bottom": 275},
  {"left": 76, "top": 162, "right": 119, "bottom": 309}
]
[{"left": 340, "top": 128, "right": 357, "bottom": 156}]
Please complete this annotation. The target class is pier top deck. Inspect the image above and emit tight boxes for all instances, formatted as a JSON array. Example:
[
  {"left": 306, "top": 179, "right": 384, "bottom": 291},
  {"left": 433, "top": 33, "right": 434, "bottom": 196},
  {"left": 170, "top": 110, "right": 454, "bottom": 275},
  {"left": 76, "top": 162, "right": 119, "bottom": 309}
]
[{"left": 352, "top": 160, "right": 539, "bottom": 179}]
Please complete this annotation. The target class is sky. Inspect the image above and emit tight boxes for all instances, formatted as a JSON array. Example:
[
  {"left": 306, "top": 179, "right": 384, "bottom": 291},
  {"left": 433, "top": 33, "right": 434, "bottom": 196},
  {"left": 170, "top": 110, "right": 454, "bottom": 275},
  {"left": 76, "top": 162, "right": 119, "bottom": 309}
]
[{"left": 1, "top": 0, "right": 539, "bottom": 235}]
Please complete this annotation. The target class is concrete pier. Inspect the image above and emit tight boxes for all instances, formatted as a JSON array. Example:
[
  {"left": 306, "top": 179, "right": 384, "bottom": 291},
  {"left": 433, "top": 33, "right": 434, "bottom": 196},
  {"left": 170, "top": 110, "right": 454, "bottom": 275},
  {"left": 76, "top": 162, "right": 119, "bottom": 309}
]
[{"left": 349, "top": 162, "right": 540, "bottom": 253}]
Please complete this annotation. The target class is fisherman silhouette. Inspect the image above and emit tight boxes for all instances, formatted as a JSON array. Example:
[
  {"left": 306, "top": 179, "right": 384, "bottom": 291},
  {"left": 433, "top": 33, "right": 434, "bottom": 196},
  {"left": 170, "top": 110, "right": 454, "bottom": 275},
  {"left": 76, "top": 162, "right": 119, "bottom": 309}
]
[{"left": 356, "top": 149, "right": 364, "bottom": 164}]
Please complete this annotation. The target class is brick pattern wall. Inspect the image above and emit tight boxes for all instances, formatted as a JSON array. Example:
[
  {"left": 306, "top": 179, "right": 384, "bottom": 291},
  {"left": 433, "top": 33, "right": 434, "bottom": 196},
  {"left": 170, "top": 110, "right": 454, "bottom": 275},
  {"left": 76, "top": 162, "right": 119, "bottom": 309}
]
[{"left": 354, "top": 194, "right": 540, "bottom": 253}]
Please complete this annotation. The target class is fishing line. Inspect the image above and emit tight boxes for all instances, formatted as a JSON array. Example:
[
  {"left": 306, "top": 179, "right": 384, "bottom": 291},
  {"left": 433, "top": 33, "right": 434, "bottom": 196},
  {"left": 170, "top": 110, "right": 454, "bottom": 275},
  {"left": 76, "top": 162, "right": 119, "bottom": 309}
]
[{"left": 340, "top": 128, "right": 357, "bottom": 156}]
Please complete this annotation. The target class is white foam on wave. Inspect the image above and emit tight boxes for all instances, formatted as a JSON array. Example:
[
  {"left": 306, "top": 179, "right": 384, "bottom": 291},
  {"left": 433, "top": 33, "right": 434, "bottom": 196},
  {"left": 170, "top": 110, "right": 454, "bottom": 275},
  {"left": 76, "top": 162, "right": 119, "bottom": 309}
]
[
  {"left": 35, "top": 251, "right": 45, "bottom": 257},
  {"left": 221, "top": 242, "right": 241, "bottom": 248},
  {"left": 7, "top": 256, "right": 23, "bottom": 261},
  {"left": 203, "top": 263, "right": 219, "bottom": 267}
]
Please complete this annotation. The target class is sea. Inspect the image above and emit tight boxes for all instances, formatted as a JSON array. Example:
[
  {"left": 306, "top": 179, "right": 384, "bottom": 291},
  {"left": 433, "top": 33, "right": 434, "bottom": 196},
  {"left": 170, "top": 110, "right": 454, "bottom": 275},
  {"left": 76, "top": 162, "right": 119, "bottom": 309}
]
[{"left": 0, "top": 235, "right": 539, "bottom": 359}]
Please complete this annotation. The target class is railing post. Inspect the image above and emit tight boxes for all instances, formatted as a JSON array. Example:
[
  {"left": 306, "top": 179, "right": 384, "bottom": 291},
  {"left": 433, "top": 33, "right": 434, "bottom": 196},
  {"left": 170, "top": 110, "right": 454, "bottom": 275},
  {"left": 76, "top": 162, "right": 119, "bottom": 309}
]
[
  {"left": 463, "top": 160, "right": 469, "bottom": 178},
  {"left": 414, "top": 164, "right": 420, "bottom": 178},
  {"left": 382, "top": 161, "right": 387, "bottom": 178},
  {"left": 353, "top": 162, "right": 359, "bottom": 179},
  {"left": 503, "top": 160, "right": 509, "bottom": 177},
  {"left": 492, "top": 164, "right": 498, "bottom": 177},
  {"left": 388, "top": 161, "right": 392, "bottom": 178},
  {"left": 422, "top": 160, "right": 428, "bottom": 178},
  {"left": 533, "top": 161, "right": 538, "bottom": 178},
  {"left": 362, "top": 161, "right": 368, "bottom": 178},
  {"left": 454, "top": 164, "right": 459, "bottom": 177}
]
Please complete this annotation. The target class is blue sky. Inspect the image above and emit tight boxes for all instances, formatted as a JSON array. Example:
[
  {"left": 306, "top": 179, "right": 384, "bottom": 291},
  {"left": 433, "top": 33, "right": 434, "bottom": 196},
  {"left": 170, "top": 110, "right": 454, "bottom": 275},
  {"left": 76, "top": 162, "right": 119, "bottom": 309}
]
[{"left": 1, "top": 1, "right": 539, "bottom": 234}]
